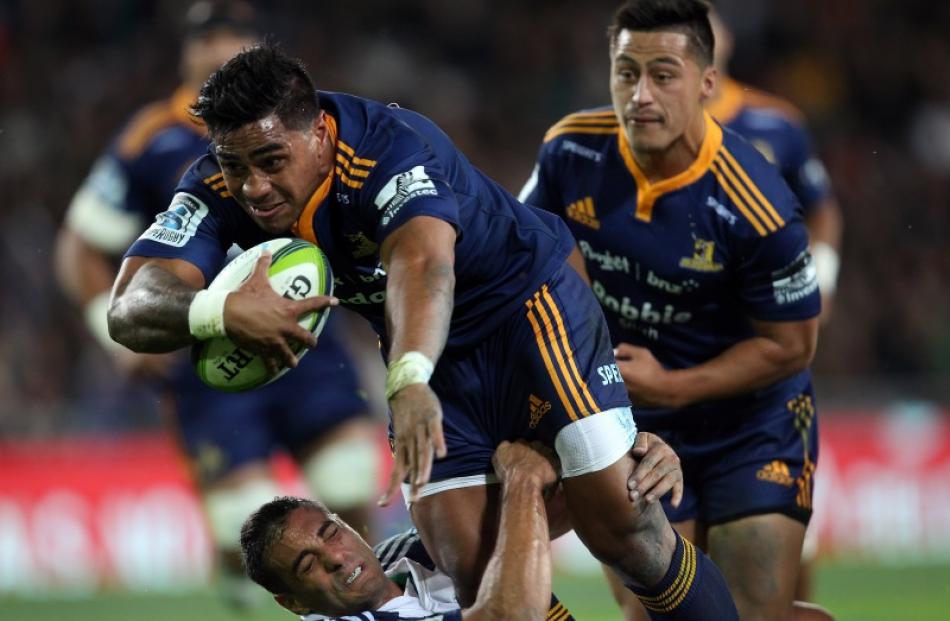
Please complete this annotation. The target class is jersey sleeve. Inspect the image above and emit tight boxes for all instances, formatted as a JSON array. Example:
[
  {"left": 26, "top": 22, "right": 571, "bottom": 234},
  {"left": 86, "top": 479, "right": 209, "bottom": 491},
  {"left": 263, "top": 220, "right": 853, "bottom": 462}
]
[
  {"left": 354, "top": 129, "right": 461, "bottom": 245},
  {"left": 735, "top": 215, "right": 821, "bottom": 322},
  {"left": 780, "top": 121, "right": 832, "bottom": 214},
  {"left": 517, "top": 140, "right": 564, "bottom": 217},
  {"left": 123, "top": 156, "right": 235, "bottom": 285}
]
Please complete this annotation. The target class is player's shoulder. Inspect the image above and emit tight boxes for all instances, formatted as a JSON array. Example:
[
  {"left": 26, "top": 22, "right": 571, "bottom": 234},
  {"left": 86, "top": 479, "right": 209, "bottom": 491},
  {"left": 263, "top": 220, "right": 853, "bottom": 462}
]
[
  {"left": 115, "top": 87, "right": 204, "bottom": 161},
  {"left": 542, "top": 106, "right": 619, "bottom": 145},
  {"left": 731, "top": 81, "right": 808, "bottom": 129},
  {"left": 175, "top": 152, "right": 232, "bottom": 200},
  {"left": 711, "top": 126, "right": 800, "bottom": 237}
]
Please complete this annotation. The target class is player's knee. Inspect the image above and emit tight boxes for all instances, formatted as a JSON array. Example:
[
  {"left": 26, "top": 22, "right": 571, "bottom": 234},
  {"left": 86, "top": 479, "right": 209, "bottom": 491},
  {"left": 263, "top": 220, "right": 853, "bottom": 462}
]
[
  {"left": 301, "top": 436, "right": 380, "bottom": 509},
  {"left": 204, "top": 478, "right": 281, "bottom": 551}
]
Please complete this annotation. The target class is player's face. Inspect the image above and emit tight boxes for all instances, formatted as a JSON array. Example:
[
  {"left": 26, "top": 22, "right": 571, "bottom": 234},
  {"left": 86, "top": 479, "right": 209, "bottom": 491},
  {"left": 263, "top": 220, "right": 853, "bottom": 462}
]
[
  {"left": 215, "top": 113, "right": 333, "bottom": 235},
  {"left": 610, "top": 29, "right": 715, "bottom": 156},
  {"left": 268, "top": 508, "right": 397, "bottom": 617}
]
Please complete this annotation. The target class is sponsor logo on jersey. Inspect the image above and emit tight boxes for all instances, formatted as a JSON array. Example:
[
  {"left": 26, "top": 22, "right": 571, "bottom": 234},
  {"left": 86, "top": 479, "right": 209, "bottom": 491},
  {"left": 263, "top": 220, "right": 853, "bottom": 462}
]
[
  {"left": 529, "top": 394, "right": 552, "bottom": 429},
  {"left": 705, "top": 196, "right": 737, "bottom": 225},
  {"left": 342, "top": 290, "right": 386, "bottom": 305},
  {"left": 374, "top": 165, "right": 437, "bottom": 226},
  {"left": 140, "top": 192, "right": 208, "bottom": 247},
  {"left": 756, "top": 460, "right": 795, "bottom": 487},
  {"left": 565, "top": 197, "right": 600, "bottom": 230},
  {"left": 592, "top": 280, "right": 692, "bottom": 325},
  {"left": 646, "top": 270, "right": 698, "bottom": 295},
  {"left": 560, "top": 139, "right": 605, "bottom": 162},
  {"left": 579, "top": 240, "right": 629, "bottom": 273},
  {"left": 596, "top": 363, "right": 622, "bottom": 386},
  {"left": 772, "top": 251, "right": 818, "bottom": 305},
  {"left": 679, "top": 239, "right": 723, "bottom": 273}
]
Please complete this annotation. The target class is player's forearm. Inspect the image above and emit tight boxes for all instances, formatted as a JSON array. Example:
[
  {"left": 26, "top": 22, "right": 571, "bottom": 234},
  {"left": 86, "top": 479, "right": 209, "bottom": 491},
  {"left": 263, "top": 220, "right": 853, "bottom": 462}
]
[
  {"left": 667, "top": 334, "right": 814, "bottom": 407},
  {"left": 468, "top": 476, "right": 551, "bottom": 621},
  {"left": 384, "top": 254, "right": 455, "bottom": 364},
  {"left": 108, "top": 262, "right": 198, "bottom": 353}
]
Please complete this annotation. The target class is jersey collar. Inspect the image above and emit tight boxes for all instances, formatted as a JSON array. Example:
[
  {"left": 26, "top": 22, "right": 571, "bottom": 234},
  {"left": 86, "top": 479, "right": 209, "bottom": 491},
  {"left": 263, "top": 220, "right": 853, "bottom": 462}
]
[
  {"left": 705, "top": 77, "right": 746, "bottom": 125},
  {"left": 617, "top": 111, "right": 723, "bottom": 222},
  {"left": 291, "top": 113, "right": 338, "bottom": 245}
]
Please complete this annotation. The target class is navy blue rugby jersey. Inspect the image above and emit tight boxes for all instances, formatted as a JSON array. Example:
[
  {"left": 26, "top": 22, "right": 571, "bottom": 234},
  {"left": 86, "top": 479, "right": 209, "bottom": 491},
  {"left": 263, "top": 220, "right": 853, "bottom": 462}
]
[
  {"left": 707, "top": 78, "right": 832, "bottom": 215},
  {"left": 66, "top": 87, "right": 209, "bottom": 255},
  {"left": 125, "top": 91, "right": 574, "bottom": 351},
  {"left": 521, "top": 108, "right": 820, "bottom": 423}
]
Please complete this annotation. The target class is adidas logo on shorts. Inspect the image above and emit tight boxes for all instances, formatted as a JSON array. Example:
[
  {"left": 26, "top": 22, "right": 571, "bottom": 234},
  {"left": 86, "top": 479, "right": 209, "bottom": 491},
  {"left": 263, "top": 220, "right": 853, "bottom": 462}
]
[
  {"left": 529, "top": 394, "right": 552, "bottom": 429},
  {"left": 756, "top": 460, "right": 794, "bottom": 487}
]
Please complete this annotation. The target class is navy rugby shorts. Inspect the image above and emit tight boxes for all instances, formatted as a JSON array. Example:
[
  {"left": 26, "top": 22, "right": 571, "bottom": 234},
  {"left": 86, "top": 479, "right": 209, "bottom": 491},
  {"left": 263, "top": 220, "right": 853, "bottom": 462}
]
[
  {"left": 420, "top": 263, "right": 632, "bottom": 484},
  {"left": 654, "top": 385, "right": 820, "bottom": 526}
]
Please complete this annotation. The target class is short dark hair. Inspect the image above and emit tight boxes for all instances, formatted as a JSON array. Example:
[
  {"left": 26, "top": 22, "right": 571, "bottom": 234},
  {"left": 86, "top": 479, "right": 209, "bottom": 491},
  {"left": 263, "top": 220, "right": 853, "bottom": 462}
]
[
  {"left": 607, "top": 0, "right": 715, "bottom": 66},
  {"left": 191, "top": 42, "right": 320, "bottom": 137},
  {"left": 240, "top": 496, "right": 330, "bottom": 594}
]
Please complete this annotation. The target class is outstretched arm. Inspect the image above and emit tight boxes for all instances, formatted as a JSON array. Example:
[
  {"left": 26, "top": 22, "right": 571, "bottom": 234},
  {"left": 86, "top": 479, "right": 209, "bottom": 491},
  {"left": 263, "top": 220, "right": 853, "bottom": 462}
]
[
  {"left": 379, "top": 215, "right": 456, "bottom": 505},
  {"left": 463, "top": 441, "right": 558, "bottom": 621}
]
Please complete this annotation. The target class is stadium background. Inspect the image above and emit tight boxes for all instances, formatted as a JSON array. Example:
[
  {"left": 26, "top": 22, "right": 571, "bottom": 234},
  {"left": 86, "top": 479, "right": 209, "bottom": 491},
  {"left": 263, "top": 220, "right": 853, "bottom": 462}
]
[{"left": 1, "top": 0, "right": 949, "bottom": 619}]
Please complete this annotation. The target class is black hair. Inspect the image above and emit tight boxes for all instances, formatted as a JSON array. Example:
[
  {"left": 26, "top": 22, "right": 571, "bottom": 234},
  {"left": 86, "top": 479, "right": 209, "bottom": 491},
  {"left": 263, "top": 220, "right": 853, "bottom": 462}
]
[
  {"left": 191, "top": 41, "right": 320, "bottom": 137},
  {"left": 240, "top": 496, "right": 330, "bottom": 594},
  {"left": 607, "top": 0, "right": 715, "bottom": 66}
]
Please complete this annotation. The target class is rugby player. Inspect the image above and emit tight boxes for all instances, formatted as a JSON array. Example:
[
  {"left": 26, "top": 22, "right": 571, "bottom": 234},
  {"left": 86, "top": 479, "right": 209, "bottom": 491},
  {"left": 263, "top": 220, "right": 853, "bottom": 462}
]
[
  {"left": 705, "top": 8, "right": 843, "bottom": 324},
  {"left": 54, "top": 2, "right": 381, "bottom": 605},
  {"left": 107, "top": 43, "right": 738, "bottom": 620},
  {"left": 242, "top": 434, "right": 684, "bottom": 621},
  {"left": 519, "top": 1, "right": 833, "bottom": 620}
]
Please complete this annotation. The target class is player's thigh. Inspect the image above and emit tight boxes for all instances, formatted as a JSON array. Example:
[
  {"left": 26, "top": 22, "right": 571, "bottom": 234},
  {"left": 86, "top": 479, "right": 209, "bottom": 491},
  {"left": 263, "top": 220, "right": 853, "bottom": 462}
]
[
  {"left": 706, "top": 513, "right": 806, "bottom": 621},
  {"left": 409, "top": 483, "right": 500, "bottom": 608}
]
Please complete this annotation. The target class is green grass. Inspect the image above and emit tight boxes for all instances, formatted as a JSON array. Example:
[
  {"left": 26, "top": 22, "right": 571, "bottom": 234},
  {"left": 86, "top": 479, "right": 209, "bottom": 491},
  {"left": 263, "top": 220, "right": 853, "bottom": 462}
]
[{"left": 2, "top": 562, "right": 948, "bottom": 620}]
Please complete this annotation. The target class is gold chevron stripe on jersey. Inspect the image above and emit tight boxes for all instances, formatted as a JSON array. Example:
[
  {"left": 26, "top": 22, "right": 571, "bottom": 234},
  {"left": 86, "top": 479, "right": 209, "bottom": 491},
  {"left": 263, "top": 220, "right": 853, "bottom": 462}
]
[
  {"left": 335, "top": 138, "right": 377, "bottom": 189},
  {"left": 638, "top": 537, "right": 698, "bottom": 613},
  {"left": 711, "top": 150, "right": 784, "bottom": 235},
  {"left": 710, "top": 159, "right": 769, "bottom": 236},
  {"left": 721, "top": 147, "right": 785, "bottom": 228},
  {"left": 544, "top": 110, "right": 618, "bottom": 143},
  {"left": 201, "top": 171, "right": 231, "bottom": 198},
  {"left": 525, "top": 285, "right": 599, "bottom": 421},
  {"left": 565, "top": 196, "right": 600, "bottom": 229}
]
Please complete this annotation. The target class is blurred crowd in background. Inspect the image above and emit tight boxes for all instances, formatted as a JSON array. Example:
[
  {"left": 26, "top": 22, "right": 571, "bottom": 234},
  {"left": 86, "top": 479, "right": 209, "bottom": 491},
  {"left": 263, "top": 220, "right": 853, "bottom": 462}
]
[{"left": 1, "top": 0, "right": 948, "bottom": 435}]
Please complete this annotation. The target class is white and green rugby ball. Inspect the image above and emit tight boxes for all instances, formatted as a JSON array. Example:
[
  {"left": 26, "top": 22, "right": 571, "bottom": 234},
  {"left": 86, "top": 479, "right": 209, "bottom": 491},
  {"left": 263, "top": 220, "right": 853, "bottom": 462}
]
[{"left": 192, "top": 238, "right": 333, "bottom": 392}]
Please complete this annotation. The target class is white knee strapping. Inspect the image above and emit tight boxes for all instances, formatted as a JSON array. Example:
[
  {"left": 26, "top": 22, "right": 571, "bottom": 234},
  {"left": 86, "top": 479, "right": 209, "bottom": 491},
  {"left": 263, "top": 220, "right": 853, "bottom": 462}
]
[
  {"left": 302, "top": 437, "right": 380, "bottom": 509},
  {"left": 203, "top": 478, "right": 281, "bottom": 550},
  {"left": 555, "top": 406, "right": 638, "bottom": 478}
]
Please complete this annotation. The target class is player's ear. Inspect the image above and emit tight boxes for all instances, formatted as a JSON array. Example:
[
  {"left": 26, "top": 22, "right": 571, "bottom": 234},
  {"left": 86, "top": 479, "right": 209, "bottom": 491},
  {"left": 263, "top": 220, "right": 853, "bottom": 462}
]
[
  {"left": 699, "top": 65, "right": 717, "bottom": 102},
  {"left": 275, "top": 593, "right": 309, "bottom": 615}
]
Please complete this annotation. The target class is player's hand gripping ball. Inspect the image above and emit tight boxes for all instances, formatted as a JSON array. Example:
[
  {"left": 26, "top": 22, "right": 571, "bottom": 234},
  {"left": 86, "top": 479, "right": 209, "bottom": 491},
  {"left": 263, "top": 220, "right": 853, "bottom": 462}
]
[{"left": 192, "top": 238, "right": 333, "bottom": 391}]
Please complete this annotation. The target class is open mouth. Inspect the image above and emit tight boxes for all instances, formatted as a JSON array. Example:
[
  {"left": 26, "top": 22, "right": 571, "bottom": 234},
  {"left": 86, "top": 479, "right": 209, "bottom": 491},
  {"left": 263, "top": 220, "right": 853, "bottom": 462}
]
[
  {"left": 250, "top": 202, "right": 286, "bottom": 218},
  {"left": 345, "top": 564, "right": 363, "bottom": 586}
]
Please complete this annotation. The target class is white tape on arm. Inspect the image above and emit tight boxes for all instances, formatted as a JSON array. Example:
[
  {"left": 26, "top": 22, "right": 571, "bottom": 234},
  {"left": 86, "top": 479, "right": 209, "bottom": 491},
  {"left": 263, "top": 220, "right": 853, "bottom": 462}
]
[
  {"left": 385, "top": 351, "right": 435, "bottom": 400},
  {"left": 188, "top": 289, "right": 231, "bottom": 340},
  {"left": 810, "top": 241, "right": 840, "bottom": 296}
]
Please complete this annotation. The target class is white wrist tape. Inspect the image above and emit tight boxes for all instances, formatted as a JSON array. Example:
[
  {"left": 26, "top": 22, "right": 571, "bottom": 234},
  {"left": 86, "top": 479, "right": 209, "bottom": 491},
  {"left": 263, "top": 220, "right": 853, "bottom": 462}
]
[
  {"left": 385, "top": 351, "right": 435, "bottom": 400},
  {"left": 810, "top": 241, "right": 840, "bottom": 296},
  {"left": 84, "top": 291, "right": 124, "bottom": 352},
  {"left": 188, "top": 289, "right": 231, "bottom": 340}
]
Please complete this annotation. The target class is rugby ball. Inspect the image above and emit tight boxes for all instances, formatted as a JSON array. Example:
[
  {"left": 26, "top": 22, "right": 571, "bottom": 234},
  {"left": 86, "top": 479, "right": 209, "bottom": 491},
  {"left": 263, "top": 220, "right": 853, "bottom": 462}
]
[{"left": 192, "top": 238, "right": 333, "bottom": 392}]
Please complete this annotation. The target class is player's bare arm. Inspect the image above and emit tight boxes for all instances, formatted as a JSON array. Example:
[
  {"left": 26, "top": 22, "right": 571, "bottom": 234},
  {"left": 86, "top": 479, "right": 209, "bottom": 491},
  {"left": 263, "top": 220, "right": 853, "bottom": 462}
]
[
  {"left": 379, "top": 215, "right": 457, "bottom": 504},
  {"left": 463, "top": 441, "right": 557, "bottom": 621},
  {"left": 615, "top": 316, "right": 817, "bottom": 408},
  {"left": 109, "top": 254, "right": 333, "bottom": 372}
]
